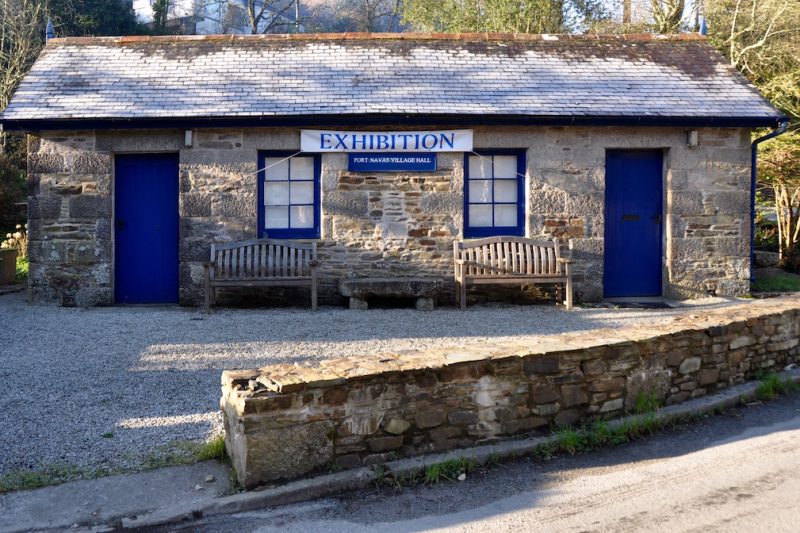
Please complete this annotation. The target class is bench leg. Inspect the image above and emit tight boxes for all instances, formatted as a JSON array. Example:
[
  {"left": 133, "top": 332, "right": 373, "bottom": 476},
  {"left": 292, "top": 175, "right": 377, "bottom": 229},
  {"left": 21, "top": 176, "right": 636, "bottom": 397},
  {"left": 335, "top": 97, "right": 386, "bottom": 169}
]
[
  {"left": 460, "top": 282, "right": 467, "bottom": 310},
  {"left": 203, "top": 269, "right": 211, "bottom": 314},
  {"left": 565, "top": 264, "right": 574, "bottom": 311},
  {"left": 416, "top": 297, "right": 434, "bottom": 312},
  {"left": 311, "top": 270, "right": 318, "bottom": 311},
  {"left": 349, "top": 297, "right": 368, "bottom": 310}
]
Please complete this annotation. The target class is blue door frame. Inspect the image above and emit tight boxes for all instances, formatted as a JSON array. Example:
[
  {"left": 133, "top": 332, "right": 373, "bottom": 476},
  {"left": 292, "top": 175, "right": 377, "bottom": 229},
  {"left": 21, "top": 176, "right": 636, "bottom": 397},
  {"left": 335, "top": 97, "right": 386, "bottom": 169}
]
[
  {"left": 114, "top": 153, "right": 179, "bottom": 304},
  {"left": 604, "top": 149, "right": 664, "bottom": 298}
]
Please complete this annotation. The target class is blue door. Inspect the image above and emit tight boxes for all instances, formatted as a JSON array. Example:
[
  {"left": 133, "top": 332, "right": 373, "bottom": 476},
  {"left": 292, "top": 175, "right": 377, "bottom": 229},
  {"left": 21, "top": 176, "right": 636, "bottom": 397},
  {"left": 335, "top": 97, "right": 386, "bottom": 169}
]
[
  {"left": 115, "top": 153, "right": 179, "bottom": 304},
  {"left": 604, "top": 150, "right": 663, "bottom": 298}
]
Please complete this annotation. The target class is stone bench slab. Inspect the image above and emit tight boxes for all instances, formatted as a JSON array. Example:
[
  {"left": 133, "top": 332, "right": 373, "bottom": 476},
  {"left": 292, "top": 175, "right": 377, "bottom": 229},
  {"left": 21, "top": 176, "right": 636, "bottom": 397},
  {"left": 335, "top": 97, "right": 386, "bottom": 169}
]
[{"left": 338, "top": 277, "right": 451, "bottom": 311}]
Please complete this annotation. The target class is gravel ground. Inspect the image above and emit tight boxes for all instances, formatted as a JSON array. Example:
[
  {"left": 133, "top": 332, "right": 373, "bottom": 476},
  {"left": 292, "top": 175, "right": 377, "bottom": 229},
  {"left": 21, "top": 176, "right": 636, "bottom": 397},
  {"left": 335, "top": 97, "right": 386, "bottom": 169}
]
[{"left": 0, "top": 292, "right": 751, "bottom": 478}]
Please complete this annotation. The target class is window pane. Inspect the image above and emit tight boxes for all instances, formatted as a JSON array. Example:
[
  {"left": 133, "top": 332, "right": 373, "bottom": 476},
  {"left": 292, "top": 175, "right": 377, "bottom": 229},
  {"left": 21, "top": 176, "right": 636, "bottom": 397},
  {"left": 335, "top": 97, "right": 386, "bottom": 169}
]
[
  {"left": 469, "top": 180, "right": 492, "bottom": 203},
  {"left": 265, "top": 206, "right": 288, "bottom": 228},
  {"left": 468, "top": 156, "right": 492, "bottom": 180},
  {"left": 469, "top": 204, "right": 493, "bottom": 227},
  {"left": 290, "top": 181, "right": 314, "bottom": 204},
  {"left": 495, "top": 205, "right": 517, "bottom": 227},
  {"left": 265, "top": 182, "right": 289, "bottom": 205},
  {"left": 290, "top": 205, "right": 314, "bottom": 228},
  {"left": 494, "top": 156, "right": 518, "bottom": 179},
  {"left": 291, "top": 157, "right": 314, "bottom": 180},
  {"left": 265, "top": 158, "right": 288, "bottom": 181},
  {"left": 494, "top": 180, "right": 517, "bottom": 202}
]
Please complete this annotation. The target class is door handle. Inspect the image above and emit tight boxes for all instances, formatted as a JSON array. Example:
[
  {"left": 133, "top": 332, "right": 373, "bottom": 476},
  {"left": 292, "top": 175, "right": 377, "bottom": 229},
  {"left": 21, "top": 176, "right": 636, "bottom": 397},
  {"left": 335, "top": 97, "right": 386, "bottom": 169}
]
[
  {"left": 652, "top": 214, "right": 662, "bottom": 224},
  {"left": 116, "top": 220, "right": 125, "bottom": 231}
]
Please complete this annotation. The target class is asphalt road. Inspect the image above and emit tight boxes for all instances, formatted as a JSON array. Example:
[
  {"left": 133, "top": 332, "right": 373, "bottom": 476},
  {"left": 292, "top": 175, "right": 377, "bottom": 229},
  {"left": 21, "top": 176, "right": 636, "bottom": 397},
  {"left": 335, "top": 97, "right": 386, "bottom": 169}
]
[{"left": 166, "top": 392, "right": 800, "bottom": 533}]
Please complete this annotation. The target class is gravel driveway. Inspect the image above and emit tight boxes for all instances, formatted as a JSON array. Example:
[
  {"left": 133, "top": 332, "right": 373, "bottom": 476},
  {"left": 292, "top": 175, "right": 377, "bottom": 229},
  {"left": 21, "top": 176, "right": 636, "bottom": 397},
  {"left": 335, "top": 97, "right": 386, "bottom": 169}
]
[{"left": 0, "top": 292, "right": 749, "bottom": 479}]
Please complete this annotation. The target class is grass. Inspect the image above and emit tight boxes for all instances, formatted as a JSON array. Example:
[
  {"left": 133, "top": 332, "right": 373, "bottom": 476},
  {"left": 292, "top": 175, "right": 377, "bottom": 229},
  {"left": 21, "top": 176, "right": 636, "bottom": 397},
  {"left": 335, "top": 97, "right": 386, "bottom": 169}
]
[
  {"left": 633, "top": 390, "right": 663, "bottom": 414},
  {"left": 423, "top": 457, "right": 475, "bottom": 484},
  {"left": 549, "top": 415, "right": 660, "bottom": 457},
  {"left": 372, "top": 457, "right": 475, "bottom": 490},
  {"left": 0, "top": 435, "right": 229, "bottom": 494},
  {"left": 195, "top": 434, "right": 227, "bottom": 462},
  {"left": 15, "top": 255, "right": 28, "bottom": 281},
  {"left": 141, "top": 436, "right": 227, "bottom": 469},
  {"left": 0, "top": 464, "right": 83, "bottom": 493},
  {"left": 751, "top": 270, "right": 800, "bottom": 292},
  {"left": 755, "top": 373, "right": 800, "bottom": 400}
]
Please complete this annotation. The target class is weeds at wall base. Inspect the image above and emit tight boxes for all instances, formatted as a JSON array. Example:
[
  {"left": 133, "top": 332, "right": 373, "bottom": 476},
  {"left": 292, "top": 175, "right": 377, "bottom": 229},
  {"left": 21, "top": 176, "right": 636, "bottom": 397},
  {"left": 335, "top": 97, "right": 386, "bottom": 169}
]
[
  {"left": 0, "top": 435, "right": 230, "bottom": 494},
  {"left": 370, "top": 376, "right": 799, "bottom": 493}
]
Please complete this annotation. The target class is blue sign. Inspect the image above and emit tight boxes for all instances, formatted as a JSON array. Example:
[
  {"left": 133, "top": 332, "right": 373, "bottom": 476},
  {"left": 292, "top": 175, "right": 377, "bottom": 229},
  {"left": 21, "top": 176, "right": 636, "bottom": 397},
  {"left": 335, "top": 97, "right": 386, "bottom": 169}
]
[{"left": 348, "top": 153, "right": 437, "bottom": 172}]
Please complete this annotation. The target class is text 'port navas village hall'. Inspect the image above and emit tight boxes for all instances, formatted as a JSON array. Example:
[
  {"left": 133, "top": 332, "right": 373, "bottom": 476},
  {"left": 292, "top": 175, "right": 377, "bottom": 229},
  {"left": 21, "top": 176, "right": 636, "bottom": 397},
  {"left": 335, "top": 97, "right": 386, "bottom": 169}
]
[{"left": 0, "top": 33, "right": 787, "bottom": 308}]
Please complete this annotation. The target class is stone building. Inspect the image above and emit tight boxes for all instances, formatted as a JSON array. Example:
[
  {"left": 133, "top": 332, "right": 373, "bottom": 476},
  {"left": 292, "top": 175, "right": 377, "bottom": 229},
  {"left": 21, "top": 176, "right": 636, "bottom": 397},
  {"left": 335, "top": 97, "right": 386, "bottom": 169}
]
[{"left": 0, "top": 33, "right": 786, "bottom": 307}]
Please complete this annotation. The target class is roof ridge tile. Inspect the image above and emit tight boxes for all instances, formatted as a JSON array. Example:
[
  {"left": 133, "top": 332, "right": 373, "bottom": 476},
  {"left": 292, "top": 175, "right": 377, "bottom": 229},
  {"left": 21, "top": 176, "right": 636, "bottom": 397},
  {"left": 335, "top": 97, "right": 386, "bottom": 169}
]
[{"left": 46, "top": 32, "right": 709, "bottom": 47}]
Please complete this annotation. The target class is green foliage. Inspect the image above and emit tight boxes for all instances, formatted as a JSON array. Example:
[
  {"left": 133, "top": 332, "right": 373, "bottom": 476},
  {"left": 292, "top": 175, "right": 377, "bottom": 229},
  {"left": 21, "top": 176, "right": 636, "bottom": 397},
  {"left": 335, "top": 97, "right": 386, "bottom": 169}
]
[
  {"left": 554, "top": 428, "right": 587, "bottom": 454},
  {"left": 45, "top": 0, "right": 141, "bottom": 37},
  {"left": 752, "top": 270, "right": 800, "bottom": 292},
  {"left": 633, "top": 390, "right": 662, "bottom": 414},
  {"left": 423, "top": 457, "right": 475, "bottom": 484},
  {"left": 0, "top": 154, "right": 26, "bottom": 236},
  {"left": 755, "top": 373, "right": 800, "bottom": 400},
  {"left": 538, "top": 414, "right": 662, "bottom": 459},
  {"left": 195, "top": 434, "right": 227, "bottom": 462},
  {"left": 401, "top": 0, "right": 609, "bottom": 34},
  {"left": 16, "top": 255, "right": 28, "bottom": 281},
  {"left": 0, "top": 463, "right": 82, "bottom": 493}
]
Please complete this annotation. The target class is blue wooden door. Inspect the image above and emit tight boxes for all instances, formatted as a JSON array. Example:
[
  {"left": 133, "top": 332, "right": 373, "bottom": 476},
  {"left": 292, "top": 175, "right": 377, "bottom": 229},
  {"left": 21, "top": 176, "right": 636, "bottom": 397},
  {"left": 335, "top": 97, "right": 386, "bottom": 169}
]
[
  {"left": 115, "top": 153, "right": 179, "bottom": 304},
  {"left": 604, "top": 150, "right": 663, "bottom": 298}
]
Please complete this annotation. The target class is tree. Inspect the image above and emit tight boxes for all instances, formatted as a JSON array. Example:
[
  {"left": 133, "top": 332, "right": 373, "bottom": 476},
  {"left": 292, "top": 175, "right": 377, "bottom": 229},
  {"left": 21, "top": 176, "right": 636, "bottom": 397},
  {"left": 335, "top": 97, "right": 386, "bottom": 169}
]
[
  {"left": 331, "top": 0, "right": 403, "bottom": 32},
  {"left": 705, "top": 0, "right": 800, "bottom": 85},
  {"left": 0, "top": 0, "right": 44, "bottom": 113},
  {"left": 651, "top": 0, "right": 684, "bottom": 33},
  {"left": 704, "top": 0, "right": 800, "bottom": 269},
  {"left": 401, "top": 0, "right": 608, "bottom": 34},
  {"left": 152, "top": 0, "right": 172, "bottom": 33},
  {"left": 45, "top": 0, "right": 140, "bottom": 37},
  {"left": 241, "top": 0, "right": 299, "bottom": 33},
  {"left": 191, "top": 0, "right": 300, "bottom": 34},
  {"left": 759, "top": 133, "right": 800, "bottom": 270}
]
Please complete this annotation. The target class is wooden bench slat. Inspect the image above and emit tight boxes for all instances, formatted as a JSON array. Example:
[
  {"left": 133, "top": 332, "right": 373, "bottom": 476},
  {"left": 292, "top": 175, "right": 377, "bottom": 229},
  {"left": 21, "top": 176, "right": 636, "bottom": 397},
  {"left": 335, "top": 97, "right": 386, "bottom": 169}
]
[
  {"left": 525, "top": 243, "right": 532, "bottom": 274},
  {"left": 205, "top": 238, "right": 320, "bottom": 312},
  {"left": 454, "top": 237, "right": 573, "bottom": 311}
]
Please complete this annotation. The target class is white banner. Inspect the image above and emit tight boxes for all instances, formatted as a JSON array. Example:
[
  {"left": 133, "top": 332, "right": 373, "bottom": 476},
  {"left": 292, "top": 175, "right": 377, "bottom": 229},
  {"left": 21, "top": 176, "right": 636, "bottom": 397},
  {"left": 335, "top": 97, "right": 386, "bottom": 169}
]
[{"left": 300, "top": 130, "right": 473, "bottom": 153}]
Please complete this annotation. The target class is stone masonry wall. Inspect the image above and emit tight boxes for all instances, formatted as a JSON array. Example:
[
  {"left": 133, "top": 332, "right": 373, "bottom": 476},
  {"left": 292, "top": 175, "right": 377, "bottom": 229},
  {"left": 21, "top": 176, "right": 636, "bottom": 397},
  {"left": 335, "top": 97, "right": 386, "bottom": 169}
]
[
  {"left": 221, "top": 295, "right": 800, "bottom": 488},
  {"left": 27, "top": 126, "right": 752, "bottom": 306}
]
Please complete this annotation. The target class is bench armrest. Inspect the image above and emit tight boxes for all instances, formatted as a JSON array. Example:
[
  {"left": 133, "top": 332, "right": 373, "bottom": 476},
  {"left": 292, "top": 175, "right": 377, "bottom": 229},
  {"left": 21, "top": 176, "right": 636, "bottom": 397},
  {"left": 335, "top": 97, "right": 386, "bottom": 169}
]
[
  {"left": 557, "top": 257, "right": 574, "bottom": 264},
  {"left": 454, "top": 259, "right": 466, "bottom": 264},
  {"left": 309, "top": 260, "right": 321, "bottom": 268}
]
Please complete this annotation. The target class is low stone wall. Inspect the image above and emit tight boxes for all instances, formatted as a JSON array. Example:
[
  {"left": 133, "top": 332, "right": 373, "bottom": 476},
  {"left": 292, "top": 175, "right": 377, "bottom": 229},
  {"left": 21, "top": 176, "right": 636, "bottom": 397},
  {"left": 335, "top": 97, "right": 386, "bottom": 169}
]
[{"left": 220, "top": 296, "right": 800, "bottom": 488}]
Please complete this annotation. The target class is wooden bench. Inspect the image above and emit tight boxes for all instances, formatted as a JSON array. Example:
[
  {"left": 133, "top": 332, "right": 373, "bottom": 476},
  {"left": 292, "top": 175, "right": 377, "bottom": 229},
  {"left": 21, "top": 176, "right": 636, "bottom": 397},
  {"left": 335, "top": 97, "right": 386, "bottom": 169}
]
[
  {"left": 454, "top": 237, "right": 573, "bottom": 310},
  {"left": 204, "top": 239, "right": 319, "bottom": 312}
]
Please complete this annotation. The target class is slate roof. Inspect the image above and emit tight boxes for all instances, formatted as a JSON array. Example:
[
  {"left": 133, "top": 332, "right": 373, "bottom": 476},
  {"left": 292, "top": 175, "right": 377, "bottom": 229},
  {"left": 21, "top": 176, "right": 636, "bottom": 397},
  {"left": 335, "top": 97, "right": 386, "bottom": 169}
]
[{"left": 0, "top": 33, "right": 785, "bottom": 129}]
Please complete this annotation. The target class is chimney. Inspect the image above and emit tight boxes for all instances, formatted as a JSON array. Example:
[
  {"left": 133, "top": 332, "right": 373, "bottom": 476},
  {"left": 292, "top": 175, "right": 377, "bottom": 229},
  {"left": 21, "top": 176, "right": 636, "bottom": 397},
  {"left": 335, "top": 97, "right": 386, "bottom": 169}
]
[{"left": 45, "top": 18, "right": 55, "bottom": 42}]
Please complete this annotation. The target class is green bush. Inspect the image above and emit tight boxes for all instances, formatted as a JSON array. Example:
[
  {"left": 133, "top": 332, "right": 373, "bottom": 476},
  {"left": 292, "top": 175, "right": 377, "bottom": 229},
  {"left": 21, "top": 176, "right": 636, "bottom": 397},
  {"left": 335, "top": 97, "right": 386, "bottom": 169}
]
[
  {"left": 0, "top": 154, "right": 26, "bottom": 235},
  {"left": 16, "top": 255, "right": 28, "bottom": 281}
]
